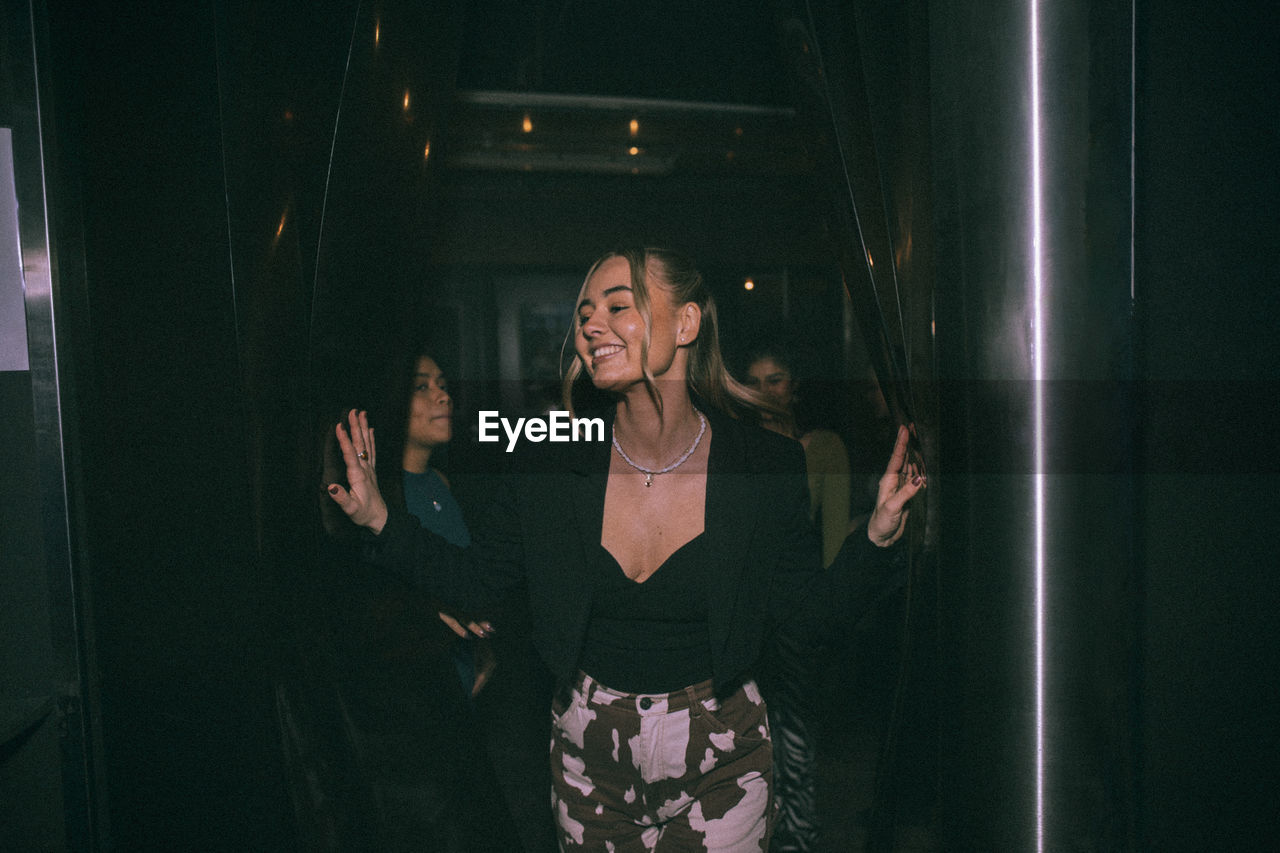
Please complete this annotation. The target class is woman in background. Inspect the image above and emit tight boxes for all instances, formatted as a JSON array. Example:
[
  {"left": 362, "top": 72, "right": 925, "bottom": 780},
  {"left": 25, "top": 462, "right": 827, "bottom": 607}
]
[{"left": 744, "top": 341, "right": 853, "bottom": 568}]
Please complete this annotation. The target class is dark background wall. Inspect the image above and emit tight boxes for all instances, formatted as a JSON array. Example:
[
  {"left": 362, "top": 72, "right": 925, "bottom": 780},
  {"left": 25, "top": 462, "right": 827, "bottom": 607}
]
[{"left": 1133, "top": 0, "right": 1278, "bottom": 846}]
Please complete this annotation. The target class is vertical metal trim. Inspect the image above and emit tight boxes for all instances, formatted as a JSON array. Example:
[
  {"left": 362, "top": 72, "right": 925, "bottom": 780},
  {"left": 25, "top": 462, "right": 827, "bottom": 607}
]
[{"left": 11, "top": 0, "right": 104, "bottom": 846}]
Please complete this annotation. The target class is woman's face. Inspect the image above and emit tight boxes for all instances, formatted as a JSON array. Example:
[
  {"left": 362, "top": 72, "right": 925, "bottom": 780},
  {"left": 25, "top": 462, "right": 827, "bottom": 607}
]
[
  {"left": 405, "top": 356, "right": 452, "bottom": 449},
  {"left": 574, "top": 255, "right": 689, "bottom": 393},
  {"left": 746, "top": 356, "right": 797, "bottom": 413}
]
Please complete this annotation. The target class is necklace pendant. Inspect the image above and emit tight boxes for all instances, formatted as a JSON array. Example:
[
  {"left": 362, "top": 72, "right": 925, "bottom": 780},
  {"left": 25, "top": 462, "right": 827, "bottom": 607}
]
[{"left": 611, "top": 409, "right": 706, "bottom": 490}]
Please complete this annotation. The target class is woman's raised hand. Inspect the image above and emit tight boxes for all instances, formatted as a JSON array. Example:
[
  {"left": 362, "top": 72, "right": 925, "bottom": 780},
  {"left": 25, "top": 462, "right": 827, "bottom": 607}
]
[
  {"left": 867, "top": 424, "right": 926, "bottom": 547},
  {"left": 327, "top": 409, "right": 390, "bottom": 534}
]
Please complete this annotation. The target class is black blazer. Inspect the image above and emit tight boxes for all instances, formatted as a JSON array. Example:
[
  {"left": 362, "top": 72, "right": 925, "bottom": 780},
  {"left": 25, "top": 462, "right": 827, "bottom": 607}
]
[{"left": 366, "top": 405, "right": 897, "bottom": 693}]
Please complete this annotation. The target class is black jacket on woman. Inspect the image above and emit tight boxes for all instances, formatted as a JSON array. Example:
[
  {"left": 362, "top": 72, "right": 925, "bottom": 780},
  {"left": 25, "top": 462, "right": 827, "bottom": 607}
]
[{"left": 364, "top": 405, "right": 899, "bottom": 695}]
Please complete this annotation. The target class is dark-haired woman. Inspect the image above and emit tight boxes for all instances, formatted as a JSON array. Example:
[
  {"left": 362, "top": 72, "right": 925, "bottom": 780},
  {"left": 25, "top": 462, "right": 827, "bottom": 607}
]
[{"left": 320, "top": 349, "right": 519, "bottom": 851}]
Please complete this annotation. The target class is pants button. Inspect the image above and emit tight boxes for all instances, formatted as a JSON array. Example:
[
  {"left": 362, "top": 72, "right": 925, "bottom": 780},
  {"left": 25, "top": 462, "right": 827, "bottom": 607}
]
[{"left": 638, "top": 697, "right": 653, "bottom": 710}]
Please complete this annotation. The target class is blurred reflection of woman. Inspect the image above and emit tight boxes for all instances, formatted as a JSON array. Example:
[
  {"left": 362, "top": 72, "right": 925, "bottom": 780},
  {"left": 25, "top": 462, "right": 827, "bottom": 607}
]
[
  {"left": 328, "top": 247, "right": 924, "bottom": 850},
  {"left": 743, "top": 340, "right": 855, "bottom": 853},
  {"left": 744, "top": 342, "right": 853, "bottom": 569}
]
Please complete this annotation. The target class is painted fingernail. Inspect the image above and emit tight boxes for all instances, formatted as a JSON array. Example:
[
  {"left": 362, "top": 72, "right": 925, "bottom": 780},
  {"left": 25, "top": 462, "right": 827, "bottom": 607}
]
[
  {"left": 912, "top": 476, "right": 922, "bottom": 486},
  {"left": 328, "top": 484, "right": 339, "bottom": 494}
]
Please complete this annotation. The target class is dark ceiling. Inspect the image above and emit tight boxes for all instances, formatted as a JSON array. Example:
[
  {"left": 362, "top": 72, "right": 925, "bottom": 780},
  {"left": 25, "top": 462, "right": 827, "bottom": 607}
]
[
  {"left": 455, "top": 0, "right": 792, "bottom": 105},
  {"left": 426, "top": 1, "right": 832, "bottom": 267}
]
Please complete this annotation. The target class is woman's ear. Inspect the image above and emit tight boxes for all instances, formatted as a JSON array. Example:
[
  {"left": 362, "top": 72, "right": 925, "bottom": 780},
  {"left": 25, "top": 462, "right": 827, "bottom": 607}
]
[{"left": 677, "top": 302, "right": 702, "bottom": 345}]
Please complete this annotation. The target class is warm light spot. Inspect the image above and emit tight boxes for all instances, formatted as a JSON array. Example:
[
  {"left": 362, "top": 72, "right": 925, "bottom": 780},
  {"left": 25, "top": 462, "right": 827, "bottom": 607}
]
[
  {"left": 423, "top": 140, "right": 431, "bottom": 160},
  {"left": 283, "top": 108, "right": 294, "bottom": 122},
  {"left": 402, "top": 90, "right": 411, "bottom": 111},
  {"left": 628, "top": 146, "right": 640, "bottom": 156},
  {"left": 867, "top": 252, "right": 875, "bottom": 268},
  {"left": 630, "top": 167, "right": 640, "bottom": 175},
  {"left": 374, "top": 20, "right": 380, "bottom": 46},
  {"left": 629, "top": 118, "right": 639, "bottom": 137},
  {"left": 522, "top": 114, "right": 533, "bottom": 133},
  {"left": 743, "top": 278, "right": 755, "bottom": 291},
  {"left": 734, "top": 126, "right": 744, "bottom": 137},
  {"left": 275, "top": 210, "right": 287, "bottom": 239}
]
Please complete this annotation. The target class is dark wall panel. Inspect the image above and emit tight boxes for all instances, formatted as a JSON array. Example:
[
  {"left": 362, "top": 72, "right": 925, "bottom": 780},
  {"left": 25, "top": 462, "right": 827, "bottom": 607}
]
[
  {"left": 59, "top": 1, "right": 294, "bottom": 848},
  {"left": 1134, "top": 1, "right": 1280, "bottom": 848},
  {"left": 50, "top": 0, "right": 472, "bottom": 846}
]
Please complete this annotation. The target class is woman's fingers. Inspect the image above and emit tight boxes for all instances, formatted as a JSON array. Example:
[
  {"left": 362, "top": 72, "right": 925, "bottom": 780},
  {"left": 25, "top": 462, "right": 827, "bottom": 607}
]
[
  {"left": 334, "top": 415, "right": 357, "bottom": 462},
  {"left": 437, "top": 612, "right": 495, "bottom": 639},
  {"left": 886, "top": 423, "right": 910, "bottom": 475},
  {"left": 438, "top": 611, "right": 469, "bottom": 638},
  {"left": 326, "top": 482, "right": 355, "bottom": 513},
  {"left": 868, "top": 424, "right": 926, "bottom": 546},
  {"left": 348, "top": 409, "right": 370, "bottom": 462},
  {"left": 336, "top": 409, "right": 377, "bottom": 472},
  {"left": 326, "top": 410, "right": 389, "bottom": 532}
]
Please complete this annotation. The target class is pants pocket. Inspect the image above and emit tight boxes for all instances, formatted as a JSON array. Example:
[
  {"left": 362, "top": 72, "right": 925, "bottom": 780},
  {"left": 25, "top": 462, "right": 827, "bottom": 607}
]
[{"left": 695, "top": 688, "right": 771, "bottom": 748}]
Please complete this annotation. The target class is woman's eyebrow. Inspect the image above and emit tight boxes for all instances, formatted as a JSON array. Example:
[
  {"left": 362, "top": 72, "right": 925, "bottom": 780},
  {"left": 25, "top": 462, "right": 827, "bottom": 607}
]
[{"left": 577, "top": 285, "right": 632, "bottom": 312}]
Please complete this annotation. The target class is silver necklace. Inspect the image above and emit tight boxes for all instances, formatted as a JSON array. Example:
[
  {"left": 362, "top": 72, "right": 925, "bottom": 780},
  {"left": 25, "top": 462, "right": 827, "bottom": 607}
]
[{"left": 612, "top": 410, "right": 708, "bottom": 487}]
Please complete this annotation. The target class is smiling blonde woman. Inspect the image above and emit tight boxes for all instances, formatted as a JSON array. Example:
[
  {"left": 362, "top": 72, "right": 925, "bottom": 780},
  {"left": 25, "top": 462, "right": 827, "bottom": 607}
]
[{"left": 328, "top": 247, "right": 925, "bottom": 851}]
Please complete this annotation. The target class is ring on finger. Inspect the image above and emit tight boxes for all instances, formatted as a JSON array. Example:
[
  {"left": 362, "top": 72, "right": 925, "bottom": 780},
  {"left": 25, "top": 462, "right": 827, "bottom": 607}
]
[{"left": 357, "top": 450, "right": 369, "bottom": 460}]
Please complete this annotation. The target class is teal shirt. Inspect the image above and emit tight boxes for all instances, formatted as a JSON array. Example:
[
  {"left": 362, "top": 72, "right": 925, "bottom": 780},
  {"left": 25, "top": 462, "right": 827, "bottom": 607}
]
[{"left": 402, "top": 468, "right": 470, "bottom": 547}]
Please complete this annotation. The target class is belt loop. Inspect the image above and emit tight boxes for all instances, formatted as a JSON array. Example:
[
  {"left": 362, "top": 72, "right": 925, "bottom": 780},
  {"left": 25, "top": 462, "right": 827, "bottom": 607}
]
[{"left": 684, "top": 684, "right": 701, "bottom": 716}]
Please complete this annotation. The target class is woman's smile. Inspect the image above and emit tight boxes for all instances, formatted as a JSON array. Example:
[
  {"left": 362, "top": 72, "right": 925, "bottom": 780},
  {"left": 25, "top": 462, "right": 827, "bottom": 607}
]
[{"left": 590, "top": 343, "right": 625, "bottom": 368}]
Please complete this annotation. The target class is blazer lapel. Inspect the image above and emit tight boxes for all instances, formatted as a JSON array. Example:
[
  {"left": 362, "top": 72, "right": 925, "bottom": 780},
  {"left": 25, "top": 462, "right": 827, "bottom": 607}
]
[
  {"left": 567, "top": 409, "right": 613, "bottom": 568},
  {"left": 703, "top": 410, "right": 757, "bottom": 618},
  {"left": 560, "top": 406, "right": 757, "bottom": 599}
]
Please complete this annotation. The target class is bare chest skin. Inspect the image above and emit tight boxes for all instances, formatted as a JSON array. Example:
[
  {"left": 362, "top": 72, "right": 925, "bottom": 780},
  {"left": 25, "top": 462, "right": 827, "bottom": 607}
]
[{"left": 601, "top": 432, "right": 710, "bottom": 583}]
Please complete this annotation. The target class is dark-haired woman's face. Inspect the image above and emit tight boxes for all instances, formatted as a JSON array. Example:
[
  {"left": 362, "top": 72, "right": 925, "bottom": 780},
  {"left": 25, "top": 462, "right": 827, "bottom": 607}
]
[
  {"left": 746, "top": 357, "right": 796, "bottom": 413},
  {"left": 406, "top": 356, "right": 452, "bottom": 449}
]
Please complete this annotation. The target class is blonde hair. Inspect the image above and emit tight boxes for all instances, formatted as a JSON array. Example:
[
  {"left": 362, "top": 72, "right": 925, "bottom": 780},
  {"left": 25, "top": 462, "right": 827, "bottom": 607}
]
[{"left": 560, "top": 247, "right": 784, "bottom": 424}]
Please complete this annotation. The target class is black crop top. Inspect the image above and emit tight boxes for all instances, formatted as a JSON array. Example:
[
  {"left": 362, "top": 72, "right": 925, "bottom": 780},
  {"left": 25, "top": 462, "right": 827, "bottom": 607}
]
[{"left": 577, "top": 532, "right": 713, "bottom": 694}]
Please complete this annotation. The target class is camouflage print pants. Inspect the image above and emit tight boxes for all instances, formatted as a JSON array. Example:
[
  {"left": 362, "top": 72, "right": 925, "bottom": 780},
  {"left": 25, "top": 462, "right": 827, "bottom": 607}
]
[{"left": 549, "top": 672, "right": 774, "bottom": 852}]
